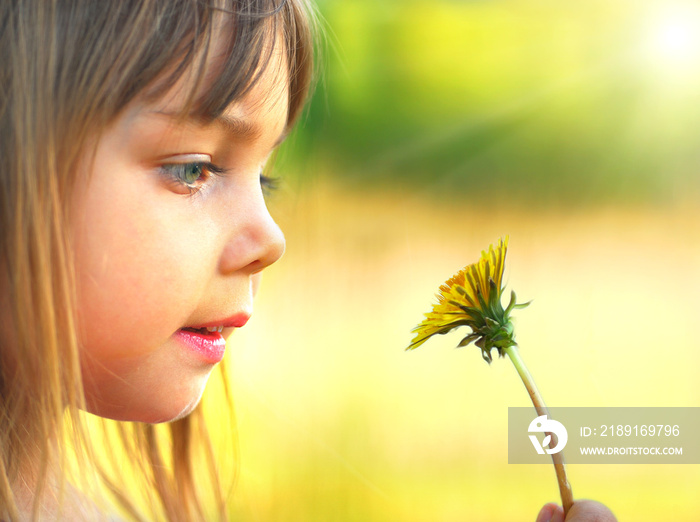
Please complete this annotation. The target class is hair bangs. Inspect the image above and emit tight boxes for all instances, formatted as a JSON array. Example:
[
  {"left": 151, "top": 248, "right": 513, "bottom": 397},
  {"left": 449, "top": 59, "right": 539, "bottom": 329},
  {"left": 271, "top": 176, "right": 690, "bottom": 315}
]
[
  {"left": 133, "top": 0, "right": 313, "bottom": 130},
  {"left": 55, "top": 0, "right": 314, "bottom": 132}
]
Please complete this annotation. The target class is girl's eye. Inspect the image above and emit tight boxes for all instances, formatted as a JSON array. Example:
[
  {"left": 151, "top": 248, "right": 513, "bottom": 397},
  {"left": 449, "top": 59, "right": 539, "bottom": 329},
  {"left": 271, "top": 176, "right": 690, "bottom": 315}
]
[
  {"left": 160, "top": 161, "right": 226, "bottom": 193},
  {"left": 177, "top": 163, "right": 205, "bottom": 185},
  {"left": 160, "top": 161, "right": 279, "bottom": 196}
]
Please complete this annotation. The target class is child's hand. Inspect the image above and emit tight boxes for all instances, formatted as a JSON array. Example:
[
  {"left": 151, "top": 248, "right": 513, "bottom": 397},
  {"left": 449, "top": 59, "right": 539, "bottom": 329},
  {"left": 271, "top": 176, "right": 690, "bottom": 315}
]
[{"left": 536, "top": 500, "right": 617, "bottom": 522}]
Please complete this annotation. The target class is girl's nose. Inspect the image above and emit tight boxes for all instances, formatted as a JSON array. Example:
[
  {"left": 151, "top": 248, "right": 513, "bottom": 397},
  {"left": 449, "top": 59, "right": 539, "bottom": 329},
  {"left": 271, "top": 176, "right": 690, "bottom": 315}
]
[{"left": 218, "top": 193, "right": 285, "bottom": 276}]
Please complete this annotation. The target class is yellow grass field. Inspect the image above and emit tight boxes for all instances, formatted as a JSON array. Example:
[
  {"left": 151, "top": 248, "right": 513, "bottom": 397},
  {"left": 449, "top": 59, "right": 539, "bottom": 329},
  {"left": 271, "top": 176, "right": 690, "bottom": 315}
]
[{"left": 218, "top": 178, "right": 700, "bottom": 521}]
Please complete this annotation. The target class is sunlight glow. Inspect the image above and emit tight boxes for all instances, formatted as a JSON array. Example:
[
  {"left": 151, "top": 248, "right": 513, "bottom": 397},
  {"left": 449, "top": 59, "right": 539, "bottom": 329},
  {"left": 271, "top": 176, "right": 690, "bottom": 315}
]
[
  {"left": 656, "top": 21, "right": 696, "bottom": 56},
  {"left": 647, "top": 9, "right": 700, "bottom": 72}
]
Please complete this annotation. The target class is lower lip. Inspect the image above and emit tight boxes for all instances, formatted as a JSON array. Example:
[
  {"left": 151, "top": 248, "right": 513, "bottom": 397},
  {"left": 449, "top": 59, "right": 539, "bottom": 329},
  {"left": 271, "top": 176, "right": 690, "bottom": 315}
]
[{"left": 175, "top": 329, "right": 227, "bottom": 364}]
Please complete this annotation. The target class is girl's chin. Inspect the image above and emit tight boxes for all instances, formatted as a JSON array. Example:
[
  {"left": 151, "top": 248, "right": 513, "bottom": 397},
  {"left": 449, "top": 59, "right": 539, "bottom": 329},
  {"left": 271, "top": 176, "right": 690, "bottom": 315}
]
[
  {"left": 82, "top": 381, "right": 208, "bottom": 423},
  {"left": 163, "top": 394, "right": 206, "bottom": 423},
  {"left": 82, "top": 399, "right": 203, "bottom": 424}
]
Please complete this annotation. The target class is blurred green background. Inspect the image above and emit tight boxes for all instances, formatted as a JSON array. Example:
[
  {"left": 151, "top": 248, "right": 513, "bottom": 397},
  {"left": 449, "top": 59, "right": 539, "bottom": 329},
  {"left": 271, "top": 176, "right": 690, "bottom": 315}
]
[{"left": 220, "top": 0, "right": 700, "bottom": 520}]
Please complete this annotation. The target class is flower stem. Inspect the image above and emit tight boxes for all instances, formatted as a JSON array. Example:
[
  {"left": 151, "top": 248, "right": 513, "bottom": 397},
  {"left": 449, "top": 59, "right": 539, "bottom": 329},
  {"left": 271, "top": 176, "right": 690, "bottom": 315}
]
[{"left": 504, "top": 345, "right": 574, "bottom": 516}]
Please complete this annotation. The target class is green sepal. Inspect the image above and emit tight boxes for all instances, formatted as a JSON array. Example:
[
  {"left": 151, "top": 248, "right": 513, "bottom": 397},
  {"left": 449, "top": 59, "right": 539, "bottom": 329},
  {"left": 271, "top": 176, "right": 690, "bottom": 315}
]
[
  {"left": 484, "top": 316, "right": 501, "bottom": 329},
  {"left": 457, "top": 333, "right": 481, "bottom": 348}
]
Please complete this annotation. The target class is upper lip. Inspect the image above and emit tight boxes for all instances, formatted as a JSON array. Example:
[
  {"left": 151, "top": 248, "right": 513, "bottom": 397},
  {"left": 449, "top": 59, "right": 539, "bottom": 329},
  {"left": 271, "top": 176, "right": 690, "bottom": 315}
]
[{"left": 187, "top": 313, "right": 251, "bottom": 329}]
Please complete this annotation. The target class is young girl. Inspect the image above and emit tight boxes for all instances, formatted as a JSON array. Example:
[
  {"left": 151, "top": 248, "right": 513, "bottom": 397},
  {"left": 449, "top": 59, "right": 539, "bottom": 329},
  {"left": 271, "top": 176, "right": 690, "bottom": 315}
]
[
  {"left": 0, "top": 1, "right": 616, "bottom": 520},
  {"left": 1, "top": 0, "right": 313, "bottom": 519}
]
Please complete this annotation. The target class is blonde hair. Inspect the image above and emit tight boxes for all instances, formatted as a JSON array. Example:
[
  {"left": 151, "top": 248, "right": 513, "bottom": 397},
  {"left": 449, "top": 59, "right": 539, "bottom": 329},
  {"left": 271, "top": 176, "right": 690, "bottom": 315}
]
[{"left": 0, "top": 0, "right": 314, "bottom": 519}]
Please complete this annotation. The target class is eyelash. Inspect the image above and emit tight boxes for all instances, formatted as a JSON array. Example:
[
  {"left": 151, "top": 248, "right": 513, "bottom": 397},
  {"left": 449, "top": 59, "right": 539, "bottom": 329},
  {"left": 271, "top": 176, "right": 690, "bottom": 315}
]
[
  {"left": 260, "top": 173, "right": 280, "bottom": 196},
  {"left": 160, "top": 161, "right": 279, "bottom": 197}
]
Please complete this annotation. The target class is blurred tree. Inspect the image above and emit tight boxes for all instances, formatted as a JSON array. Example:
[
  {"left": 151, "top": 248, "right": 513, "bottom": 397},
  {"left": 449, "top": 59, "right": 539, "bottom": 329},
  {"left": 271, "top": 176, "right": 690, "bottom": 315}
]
[{"left": 284, "top": 0, "right": 700, "bottom": 206}]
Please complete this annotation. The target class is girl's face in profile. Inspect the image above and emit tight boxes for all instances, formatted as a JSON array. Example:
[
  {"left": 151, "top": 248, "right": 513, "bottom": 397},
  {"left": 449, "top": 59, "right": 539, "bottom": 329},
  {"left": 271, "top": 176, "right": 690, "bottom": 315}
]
[{"left": 72, "top": 44, "right": 288, "bottom": 423}]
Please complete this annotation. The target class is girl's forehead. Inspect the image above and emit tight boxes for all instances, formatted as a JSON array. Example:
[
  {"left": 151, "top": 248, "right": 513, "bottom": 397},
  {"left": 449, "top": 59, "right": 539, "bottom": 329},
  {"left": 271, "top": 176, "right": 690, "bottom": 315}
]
[
  {"left": 130, "top": 44, "right": 289, "bottom": 156},
  {"left": 150, "top": 23, "right": 290, "bottom": 125}
]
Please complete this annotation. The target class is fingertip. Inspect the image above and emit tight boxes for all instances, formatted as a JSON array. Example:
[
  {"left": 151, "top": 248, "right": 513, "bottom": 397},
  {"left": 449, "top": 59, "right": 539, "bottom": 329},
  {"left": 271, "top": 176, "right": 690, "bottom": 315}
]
[
  {"left": 536, "top": 503, "right": 556, "bottom": 522},
  {"left": 536, "top": 502, "right": 565, "bottom": 522}
]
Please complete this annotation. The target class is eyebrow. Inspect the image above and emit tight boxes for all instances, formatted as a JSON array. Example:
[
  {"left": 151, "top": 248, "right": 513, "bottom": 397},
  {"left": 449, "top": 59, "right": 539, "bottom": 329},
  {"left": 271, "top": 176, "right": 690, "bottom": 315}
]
[
  {"left": 151, "top": 110, "right": 289, "bottom": 149},
  {"left": 214, "top": 113, "right": 261, "bottom": 140},
  {"left": 216, "top": 113, "right": 290, "bottom": 148}
]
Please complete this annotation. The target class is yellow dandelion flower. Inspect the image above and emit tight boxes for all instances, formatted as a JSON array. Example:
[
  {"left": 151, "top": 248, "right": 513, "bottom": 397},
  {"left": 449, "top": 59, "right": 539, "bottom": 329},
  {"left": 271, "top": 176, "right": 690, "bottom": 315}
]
[
  {"left": 407, "top": 237, "right": 529, "bottom": 362},
  {"left": 406, "top": 237, "right": 574, "bottom": 515}
]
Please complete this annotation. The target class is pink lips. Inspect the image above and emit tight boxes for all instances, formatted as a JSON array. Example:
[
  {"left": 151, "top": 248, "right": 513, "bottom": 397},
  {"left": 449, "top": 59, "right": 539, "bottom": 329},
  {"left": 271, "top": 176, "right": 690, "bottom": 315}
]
[
  {"left": 175, "top": 329, "right": 227, "bottom": 364},
  {"left": 196, "top": 313, "right": 250, "bottom": 329},
  {"left": 175, "top": 313, "right": 250, "bottom": 364}
]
